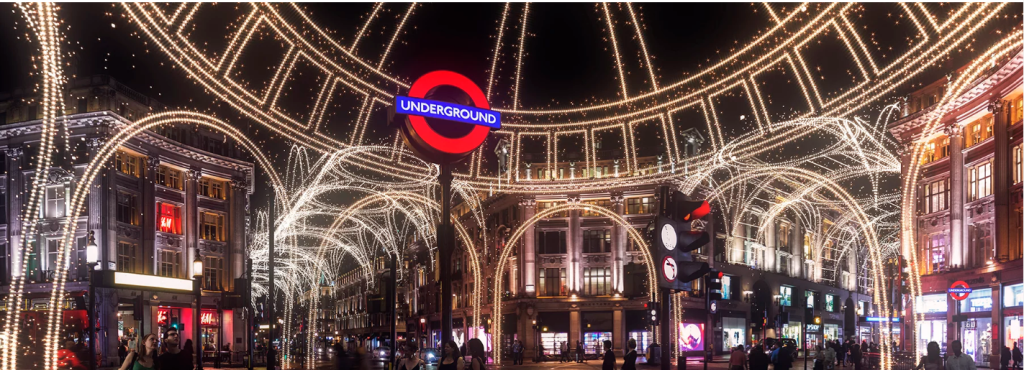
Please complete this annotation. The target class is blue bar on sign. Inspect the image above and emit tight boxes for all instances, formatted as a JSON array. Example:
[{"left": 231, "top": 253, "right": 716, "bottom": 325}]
[
  {"left": 865, "top": 317, "right": 900, "bottom": 322},
  {"left": 395, "top": 96, "right": 502, "bottom": 129},
  {"left": 947, "top": 288, "right": 973, "bottom": 293}
]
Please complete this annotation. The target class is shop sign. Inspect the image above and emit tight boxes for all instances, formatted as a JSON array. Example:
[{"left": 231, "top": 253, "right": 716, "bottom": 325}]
[
  {"left": 157, "top": 309, "right": 170, "bottom": 326},
  {"left": 964, "top": 320, "right": 976, "bottom": 329},
  {"left": 200, "top": 310, "right": 218, "bottom": 326},
  {"left": 948, "top": 280, "right": 972, "bottom": 301},
  {"left": 806, "top": 324, "right": 821, "bottom": 332},
  {"left": 864, "top": 316, "right": 901, "bottom": 323}
]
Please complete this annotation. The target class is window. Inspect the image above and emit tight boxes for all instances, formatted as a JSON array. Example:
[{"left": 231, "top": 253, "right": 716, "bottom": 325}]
[
  {"left": 115, "top": 150, "right": 142, "bottom": 177},
  {"left": 203, "top": 256, "right": 224, "bottom": 291},
  {"left": 198, "top": 178, "right": 226, "bottom": 199},
  {"left": 1012, "top": 95, "right": 1024, "bottom": 124},
  {"left": 968, "top": 159, "right": 992, "bottom": 201},
  {"left": 626, "top": 197, "right": 653, "bottom": 214},
  {"left": 806, "top": 290, "right": 816, "bottom": 308},
  {"left": 964, "top": 116, "right": 993, "bottom": 147},
  {"left": 780, "top": 286, "right": 793, "bottom": 306},
  {"left": 920, "top": 137, "right": 950, "bottom": 164},
  {"left": 776, "top": 222, "right": 792, "bottom": 253},
  {"left": 535, "top": 230, "right": 567, "bottom": 254},
  {"left": 116, "top": 191, "right": 138, "bottom": 225},
  {"left": 825, "top": 294, "right": 836, "bottom": 312},
  {"left": 1004, "top": 284, "right": 1024, "bottom": 307},
  {"left": 969, "top": 223, "right": 993, "bottom": 266},
  {"left": 77, "top": 99, "right": 88, "bottom": 113},
  {"left": 158, "top": 250, "right": 181, "bottom": 278},
  {"left": 537, "top": 268, "right": 566, "bottom": 296},
  {"left": 201, "top": 212, "right": 226, "bottom": 241},
  {"left": 46, "top": 239, "right": 61, "bottom": 277},
  {"left": 156, "top": 166, "right": 183, "bottom": 189},
  {"left": 922, "top": 178, "right": 949, "bottom": 214},
  {"left": 45, "top": 186, "right": 66, "bottom": 218},
  {"left": 157, "top": 203, "right": 182, "bottom": 234},
  {"left": 721, "top": 275, "right": 731, "bottom": 300},
  {"left": 536, "top": 201, "right": 566, "bottom": 217},
  {"left": 117, "top": 241, "right": 137, "bottom": 273},
  {"left": 583, "top": 229, "right": 611, "bottom": 253},
  {"left": 923, "top": 234, "right": 946, "bottom": 274},
  {"left": 581, "top": 199, "right": 612, "bottom": 217},
  {"left": 804, "top": 233, "right": 813, "bottom": 260},
  {"left": 583, "top": 267, "right": 611, "bottom": 296},
  {"left": 1013, "top": 144, "right": 1022, "bottom": 184}
]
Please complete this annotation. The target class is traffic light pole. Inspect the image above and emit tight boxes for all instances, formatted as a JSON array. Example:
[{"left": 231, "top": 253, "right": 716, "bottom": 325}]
[
  {"left": 389, "top": 254, "right": 398, "bottom": 370},
  {"left": 660, "top": 292, "right": 671, "bottom": 370},
  {"left": 268, "top": 191, "right": 276, "bottom": 370}
]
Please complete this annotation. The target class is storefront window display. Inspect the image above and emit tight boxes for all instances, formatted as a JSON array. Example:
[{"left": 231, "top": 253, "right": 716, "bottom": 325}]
[
  {"left": 961, "top": 318, "right": 991, "bottom": 367},
  {"left": 1006, "top": 316, "right": 1023, "bottom": 350},
  {"left": 825, "top": 295, "right": 835, "bottom": 312},
  {"left": 858, "top": 327, "right": 871, "bottom": 344},
  {"left": 915, "top": 294, "right": 948, "bottom": 313},
  {"left": 584, "top": 332, "right": 612, "bottom": 354},
  {"left": 823, "top": 324, "right": 840, "bottom": 342},
  {"left": 199, "top": 310, "right": 219, "bottom": 354},
  {"left": 722, "top": 276, "right": 732, "bottom": 300},
  {"left": 916, "top": 320, "right": 947, "bottom": 359},
  {"left": 1005, "top": 284, "right": 1024, "bottom": 307},
  {"left": 805, "top": 324, "right": 821, "bottom": 355},
  {"left": 722, "top": 317, "right": 746, "bottom": 351},
  {"left": 678, "top": 323, "right": 705, "bottom": 353},
  {"left": 958, "top": 289, "right": 992, "bottom": 312},
  {"left": 629, "top": 331, "right": 652, "bottom": 354},
  {"left": 780, "top": 286, "right": 793, "bottom": 307},
  {"left": 782, "top": 323, "right": 802, "bottom": 348},
  {"left": 540, "top": 332, "right": 568, "bottom": 356}
]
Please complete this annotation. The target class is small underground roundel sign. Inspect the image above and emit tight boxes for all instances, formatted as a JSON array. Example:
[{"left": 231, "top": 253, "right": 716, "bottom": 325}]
[
  {"left": 393, "top": 70, "right": 501, "bottom": 164},
  {"left": 948, "top": 280, "right": 972, "bottom": 301}
]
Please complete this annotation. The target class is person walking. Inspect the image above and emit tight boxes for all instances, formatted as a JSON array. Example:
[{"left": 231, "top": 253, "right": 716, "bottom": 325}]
[
  {"left": 836, "top": 340, "right": 847, "bottom": 368},
  {"left": 119, "top": 333, "right": 158, "bottom": 370},
  {"left": 916, "top": 342, "right": 943, "bottom": 370},
  {"left": 602, "top": 340, "right": 616, "bottom": 370},
  {"left": 156, "top": 327, "right": 193, "bottom": 370},
  {"left": 440, "top": 341, "right": 465, "bottom": 370},
  {"left": 510, "top": 340, "right": 520, "bottom": 365},
  {"left": 749, "top": 345, "right": 769, "bottom": 370},
  {"left": 1003, "top": 346, "right": 1013, "bottom": 370},
  {"left": 730, "top": 345, "right": 748, "bottom": 370},
  {"left": 822, "top": 343, "right": 836, "bottom": 370},
  {"left": 849, "top": 343, "right": 863, "bottom": 370},
  {"left": 468, "top": 338, "right": 487, "bottom": 370},
  {"left": 578, "top": 340, "right": 587, "bottom": 363},
  {"left": 1013, "top": 343, "right": 1023, "bottom": 370},
  {"left": 623, "top": 339, "right": 638, "bottom": 370},
  {"left": 946, "top": 340, "right": 977, "bottom": 370},
  {"left": 561, "top": 341, "right": 569, "bottom": 363},
  {"left": 334, "top": 340, "right": 352, "bottom": 370}
]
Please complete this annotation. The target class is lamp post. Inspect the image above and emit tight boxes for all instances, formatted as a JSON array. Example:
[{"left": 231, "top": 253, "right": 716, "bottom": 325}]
[
  {"left": 194, "top": 256, "right": 204, "bottom": 370},
  {"left": 86, "top": 231, "right": 99, "bottom": 370}
]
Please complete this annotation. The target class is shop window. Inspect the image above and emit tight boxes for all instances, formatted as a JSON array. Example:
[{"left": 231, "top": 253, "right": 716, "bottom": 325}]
[
  {"left": 117, "top": 241, "right": 137, "bottom": 273},
  {"left": 584, "top": 332, "right": 612, "bottom": 354},
  {"left": 157, "top": 203, "right": 182, "bottom": 234},
  {"left": 582, "top": 267, "right": 610, "bottom": 296},
  {"left": 539, "top": 332, "right": 568, "bottom": 356},
  {"left": 581, "top": 199, "right": 612, "bottom": 217},
  {"left": 914, "top": 294, "right": 948, "bottom": 313},
  {"left": 958, "top": 288, "right": 992, "bottom": 312},
  {"left": 626, "top": 197, "right": 653, "bottom": 214},
  {"left": 115, "top": 150, "right": 142, "bottom": 177},
  {"left": 44, "top": 186, "right": 66, "bottom": 218},
  {"left": 156, "top": 166, "right": 183, "bottom": 189},
  {"left": 203, "top": 256, "right": 224, "bottom": 290},
  {"left": 721, "top": 275, "right": 732, "bottom": 300},
  {"left": 158, "top": 250, "right": 181, "bottom": 278},
  {"left": 1005, "top": 284, "right": 1024, "bottom": 307},
  {"left": 583, "top": 229, "right": 611, "bottom": 253},
  {"left": 806, "top": 290, "right": 816, "bottom": 309},
  {"left": 780, "top": 286, "right": 793, "bottom": 306},
  {"left": 968, "top": 159, "right": 993, "bottom": 201},
  {"left": 1014, "top": 144, "right": 1023, "bottom": 184},
  {"left": 922, "top": 178, "right": 949, "bottom": 214},
  {"left": 535, "top": 230, "right": 567, "bottom": 254},
  {"left": 916, "top": 320, "right": 947, "bottom": 359},
  {"left": 116, "top": 191, "right": 139, "bottom": 225},
  {"left": 201, "top": 212, "right": 225, "bottom": 241}
]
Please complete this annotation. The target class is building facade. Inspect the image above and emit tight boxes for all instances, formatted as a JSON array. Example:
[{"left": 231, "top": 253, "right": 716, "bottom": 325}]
[
  {"left": 0, "top": 75, "right": 254, "bottom": 367},
  {"left": 888, "top": 50, "right": 1023, "bottom": 368}
]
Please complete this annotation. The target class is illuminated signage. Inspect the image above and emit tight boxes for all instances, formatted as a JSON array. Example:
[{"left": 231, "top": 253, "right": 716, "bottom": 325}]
[
  {"left": 396, "top": 96, "right": 500, "bottom": 129},
  {"left": 806, "top": 324, "right": 821, "bottom": 332},
  {"left": 677, "top": 322, "right": 704, "bottom": 352},
  {"left": 393, "top": 70, "right": 494, "bottom": 162},
  {"left": 864, "top": 316, "right": 901, "bottom": 323},
  {"left": 949, "top": 280, "right": 972, "bottom": 301},
  {"left": 113, "top": 272, "right": 193, "bottom": 292},
  {"left": 201, "top": 310, "right": 218, "bottom": 326},
  {"left": 157, "top": 309, "right": 170, "bottom": 326}
]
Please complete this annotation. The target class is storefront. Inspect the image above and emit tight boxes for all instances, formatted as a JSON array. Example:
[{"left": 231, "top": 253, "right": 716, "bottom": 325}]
[
  {"left": 1006, "top": 283, "right": 1024, "bottom": 350},
  {"left": 961, "top": 318, "right": 992, "bottom": 367},
  {"left": 199, "top": 309, "right": 220, "bottom": 352},
  {"left": 539, "top": 332, "right": 568, "bottom": 356},
  {"left": 628, "top": 331, "right": 653, "bottom": 355},
  {"left": 916, "top": 320, "right": 947, "bottom": 357},
  {"left": 823, "top": 324, "right": 840, "bottom": 342},
  {"left": 721, "top": 317, "right": 746, "bottom": 351},
  {"left": 678, "top": 322, "right": 705, "bottom": 355},
  {"left": 583, "top": 332, "right": 612, "bottom": 354},
  {"left": 805, "top": 324, "right": 821, "bottom": 355},
  {"left": 781, "top": 323, "right": 802, "bottom": 348}
]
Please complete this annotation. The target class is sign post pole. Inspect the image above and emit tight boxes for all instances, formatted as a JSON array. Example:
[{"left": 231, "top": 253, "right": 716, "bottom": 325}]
[{"left": 440, "top": 163, "right": 454, "bottom": 347}]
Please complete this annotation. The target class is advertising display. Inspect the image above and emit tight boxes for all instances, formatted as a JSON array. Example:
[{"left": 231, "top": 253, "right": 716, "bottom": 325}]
[
  {"left": 678, "top": 322, "right": 705, "bottom": 353},
  {"left": 540, "top": 332, "right": 568, "bottom": 356}
]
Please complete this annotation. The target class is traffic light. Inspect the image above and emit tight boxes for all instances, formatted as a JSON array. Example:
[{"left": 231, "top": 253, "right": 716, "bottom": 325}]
[
  {"left": 646, "top": 301, "right": 659, "bottom": 326},
  {"left": 652, "top": 190, "right": 712, "bottom": 290},
  {"left": 706, "top": 269, "right": 723, "bottom": 300}
]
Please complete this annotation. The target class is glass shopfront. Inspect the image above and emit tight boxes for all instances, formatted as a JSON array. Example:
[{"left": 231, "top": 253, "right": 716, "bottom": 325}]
[
  {"left": 823, "top": 324, "right": 840, "bottom": 342},
  {"left": 1005, "top": 284, "right": 1024, "bottom": 307},
  {"left": 629, "top": 331, "right": 653, "bottom": 354},
  {"left": 539, "top": 332, "right": 568, "bottom": 356},
  {"left": 915, "top": 294, "right": 948, "bottom": 313},
  {"left": 782, "top": 323, "right": 802, "bottom": 347},
  {"left": 1006, "top": 316, "right": 1024, "bottom": 351},
  {"left": 958, "top": 288, "right": 992, "bottom": 312},
  {"left": 199, "top": 310, "right": 220, "bottom": 353},
  {"left": 722, "top": 317, "right": 746, "bottom": 351},
  {"left": 584, "top": 332, "right": 612, "bottom": 354},
  {"left": 805, "top": 324, "right": 821, "bottom": 355},
  {"left": 916, "top": 320, "right": 947, "bottom": 359},
  {"left": 961, "top": 318, "right": 992, "bottom": 367},
  {"left": 858, "top": 326, "right": 872, "bottom": 344}
]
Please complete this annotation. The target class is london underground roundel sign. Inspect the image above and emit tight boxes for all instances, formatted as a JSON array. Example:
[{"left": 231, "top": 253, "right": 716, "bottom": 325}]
[
  {"left": 948, "top": 280, "right": 972, "bottom": 301},
  {"left": 393, "top": 70, "right": 501, "bottom": 163},
  {"left": 662, "top": 256, "right": 678, "bottom": 283}
]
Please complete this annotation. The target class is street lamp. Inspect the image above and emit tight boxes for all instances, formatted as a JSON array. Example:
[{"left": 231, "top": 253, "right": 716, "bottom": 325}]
[
  {"left": 86, "top": 231, "right": 99, "bottom": 370},
  {"left": 194, "top": 256, "right": 204, "bottom": 370}
]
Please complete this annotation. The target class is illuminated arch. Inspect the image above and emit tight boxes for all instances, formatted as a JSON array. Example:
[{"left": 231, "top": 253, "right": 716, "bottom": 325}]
[{"left": 491, "top": 202, "right": 656, "bottom": 364}]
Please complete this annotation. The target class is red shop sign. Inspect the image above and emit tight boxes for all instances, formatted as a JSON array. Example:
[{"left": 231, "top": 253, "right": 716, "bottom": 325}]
[
  {"left": 200, "top": 310, "right": 218, "bottom": 326},
  {"left": 157, "top": 309, "right": 170, "bottom": 326}
]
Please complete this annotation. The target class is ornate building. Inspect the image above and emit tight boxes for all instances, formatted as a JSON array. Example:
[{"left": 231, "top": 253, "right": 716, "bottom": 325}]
[
  {"left": 0, "top": 75, "right": 254, "bottom": 367},
  {"left": 888, "top": 50, "right": 1023, "bottom": 367}
]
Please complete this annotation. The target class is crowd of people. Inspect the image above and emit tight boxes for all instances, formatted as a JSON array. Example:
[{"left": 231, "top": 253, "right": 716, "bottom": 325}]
[
  {"left": 115, "top": 327, "right": 194, "bottom": 370},
  {"left": 725, "top": 338, "right": 1024, "bottom": 370},
  {"left": 332, "top": 338, "right": 489, "bottom": 370}
]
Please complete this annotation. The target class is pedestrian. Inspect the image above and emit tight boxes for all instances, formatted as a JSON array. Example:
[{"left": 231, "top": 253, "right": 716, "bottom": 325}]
[
  {"left": 118, "top": 339, "right": 129, "bottom": 365},
  {"left": 1014, "top": 343, "right": 1023, "bottom": 370},
  {"left": 119, "top": 333, "right": 158, "bottom": 370},
  {"left": 182, "top": 339, "right": 195, "bottom": 367},
  {"left": 441, "top": 341, "right": 465, "bottom": 370},
  {"left": 602, "top": 340, "right": 616, "bottom": 370},
  {"left": 730, "top": 345, "right": 748, "bottom": 370},
  {"left": 468, "top": 338, "right": 487, "bottom": 370},
  {"left": 776, "top": 342, "right": 795, "bottom": 370},
  {"left": 814, "top": 345, "right": 825, "bottom": 370},
  {"left": 511, "top": 340, "right": 521, "bottom": 365},
  {"left": 623, "top": 338, "right": 638, "bottom": 370},
  {"left": 334, "top": 340, "right": 352, "bottom": 370},
  {"left": 823, "top": 343, "right": 836, "bottom": 370},
  {"left": 836, "top": 340, "right": 847, "bottom": 367},
  {"left": 578, "top": 340, "right": 587, "bottom": 363},
  {"left": 156, "top": 327, "right": 193, "bottom": 370},
  {"left": 770, "top": 343, "right": 782, "bottom": 369},
  {"left": 945, "top": 340, "right": 977, "bottom": 370},
  {"left": 749, "top": 345, "right": 769, "bottom": 370},
  {"left": 914, "top": 342, "right": 942, "bottom": 370},
  {"left": 397, "top": 341, "right": 424, "bottom": 370},
  {"left": 850, "top": 343, "right": 863, "bottom": 370},
  {"left": 1003, "top": 346, "right": 1013, "bottom": 370},
  {"left": 561, "top": 341, "right": 569, "bottom": 363}
]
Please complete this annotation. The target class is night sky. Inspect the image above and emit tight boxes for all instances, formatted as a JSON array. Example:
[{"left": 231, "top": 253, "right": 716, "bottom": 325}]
[{"left": 0, "top": 3, "right": 1020, "bottom": 206}]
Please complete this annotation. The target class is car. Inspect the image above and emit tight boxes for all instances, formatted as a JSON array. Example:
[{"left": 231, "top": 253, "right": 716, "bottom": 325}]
[
  {"left": 375, "top": 347, "right": 391, "bottom": 360},
  {"left": 420, "top": 347, "right": 440, "bottom": 365}
]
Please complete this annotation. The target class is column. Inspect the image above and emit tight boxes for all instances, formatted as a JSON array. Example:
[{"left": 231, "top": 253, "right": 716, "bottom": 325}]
[
  {"left": 794, "top": 217, "right": 804, "bottom": 279},
  {"left": 568, "top": 195, "right": 582, "bottom": 294},
  {"left": 144, "top": 157, "right": 158, "bottom": 275},
  {"left": 520, "top": 197, "right": 536, "bottom": 296},
  {"left": 947, "top": 124, "right": 965, "bottom": 268},
  {"left": 991, "top": 100, "right": 1010, "bottom": 262},
  {"left": 229, "top": 176, "right": 250, "bottom": 288},
  {"left": 611, "top": 193, "right": 626, "bottom": 292},
  {"left": 990, "top": 282, "right": 1002, "bottom": 368},
  {"left": 4, "top": 147, "right": 23, "bottom": 280},
  {"left": 613, "top": 308, "right": 624, "bottom": 355},
  {"left": 765, "top": 219, "right": 777, "bottom": 272},
  {"left": 186, "top": 168, "right": 200, "bottom": 276},
  {"left": 570, "top": 309, "right": 581, "bottom": 350}
]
